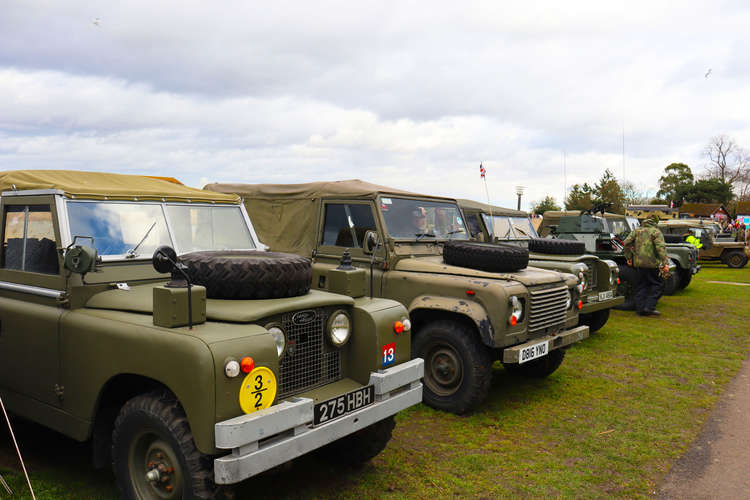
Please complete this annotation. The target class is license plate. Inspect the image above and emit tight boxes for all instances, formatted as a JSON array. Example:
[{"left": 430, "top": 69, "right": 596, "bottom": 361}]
[
  {"left": 519, "top": 340, "right": 549, "bottom": 364},
  {"left": 314, "top": 385, "right": 375, "bottom": 426},
  {"left": 599, "top": 290, "right": 614, "bottom": 301}
]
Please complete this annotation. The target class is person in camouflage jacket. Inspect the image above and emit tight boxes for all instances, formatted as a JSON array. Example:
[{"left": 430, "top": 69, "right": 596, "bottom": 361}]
[{"left": 622, "top": 216, "right": 670, "bottom": 316}]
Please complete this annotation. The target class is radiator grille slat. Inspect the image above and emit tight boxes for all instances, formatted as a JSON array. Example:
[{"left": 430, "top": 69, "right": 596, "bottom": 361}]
[
  {"left": 528, "top": 285, "right": 568, "bottom": 333},
  {"left": 277, "top": 309, "right": 342, "bottom": 399}
]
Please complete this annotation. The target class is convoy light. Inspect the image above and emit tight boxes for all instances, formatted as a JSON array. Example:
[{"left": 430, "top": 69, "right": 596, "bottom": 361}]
[
  {"left": 328, "top": 311, "right": 351, "bottom": 346},
  {"left": 508, "top": 296, "right": 523, "bottom": 325},
  {"left": 267, "top": 325, "right": 286, "bottom": 358},
  {"left": 224, "top": 360, "right": 240, "bottom": 378},
  {"left": 240, "top": 357, "right": 255, "bottom": 374}
]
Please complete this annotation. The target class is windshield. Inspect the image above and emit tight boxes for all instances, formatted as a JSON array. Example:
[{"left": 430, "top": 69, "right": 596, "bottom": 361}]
[
  {"left": 511, "top": 217, "right": 538, "bottom": 239},
  {"left": 482, "top": 214, "right": 538, "bottom": 240},
  {"left": 626, "top": 217, "right": 640, "bottom": 229},
  {"left": 380, "top": 197, "right": 468, "bottom": 240},
  {"left": 607, "top": 218, "right": 629, "bottom": 235},
  {"left": 67, "top": 202, "right": 255, "bottom": 258}
]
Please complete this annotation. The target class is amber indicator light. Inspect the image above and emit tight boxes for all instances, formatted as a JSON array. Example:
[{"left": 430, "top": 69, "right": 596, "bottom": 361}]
[
  {"left": 240, "top": 357, "right": 255, "bottom": 373},
  {"left": 394, "top": 321, "right": 405, "bottom": 334}
]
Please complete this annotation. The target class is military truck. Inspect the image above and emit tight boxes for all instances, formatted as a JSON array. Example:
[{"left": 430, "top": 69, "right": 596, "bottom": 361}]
[
  {"left": 205, "top": 180, "right": 589, "bottom": 415},
  {"left": 0, "top": 171, "right": 423, "bottom": 499},
  {"left": 605, "top": 213, "right": 700, "bottom": 291},
  {"left": 538, "top": 210, "right": 678, "bottom": 309},
  {"left": 658, "top": 219, "right": 749, "bottom": 268},
  {"left": 457, "top": 199, "right": 622, "bottom": 333}
]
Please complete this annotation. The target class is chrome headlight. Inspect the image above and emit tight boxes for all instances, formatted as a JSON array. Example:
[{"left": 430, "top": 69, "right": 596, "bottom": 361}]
[
  {"left": 508, "top": 296, "right": 523, "bottom": 325},
  {"left": 609, "top": 270, "right": 617, "bottom": 285},
  {"left": 577, "top": 271, "right": 586, "bottom": 293},
  {"left": 266, "top": 325, "right": 286, "bottom": 357},
  {"left": 565, "top": 289, "right": 572, "bottom": 309},
  {"left": 328, "top": 311, "right": 351, "bottom": 346}
]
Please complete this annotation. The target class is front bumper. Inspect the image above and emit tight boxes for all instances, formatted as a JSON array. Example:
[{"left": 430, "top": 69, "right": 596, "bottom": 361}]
[
  {"left": 502, "top": 325, "right": 589, "bottom": 364},
  {"left": 580, "top": 292, "right": 625, "bottom": 314},
  {"left": 213, "top": 358, "right": 424, "bottom": 485}
]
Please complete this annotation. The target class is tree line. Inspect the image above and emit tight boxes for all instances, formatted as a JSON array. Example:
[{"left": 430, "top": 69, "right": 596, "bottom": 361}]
[{"left": 531, "top": 134, "right": 750, "bottom": 215}]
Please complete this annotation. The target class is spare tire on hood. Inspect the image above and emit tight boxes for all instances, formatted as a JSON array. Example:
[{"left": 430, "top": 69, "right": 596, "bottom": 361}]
[
  {"left": 180, "top": 251, "right": 312, "bottom": 299},
  {"left": 528, "top": 237, "right": 585, "bottom": 255},
  {"left": 443, "top": 241, "right": 529, "bottom": 273}
]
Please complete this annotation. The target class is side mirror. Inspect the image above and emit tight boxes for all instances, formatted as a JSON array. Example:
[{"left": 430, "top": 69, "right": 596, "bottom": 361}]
[{"left": 363, "top": 230, "right": 378, "bottom": 255}]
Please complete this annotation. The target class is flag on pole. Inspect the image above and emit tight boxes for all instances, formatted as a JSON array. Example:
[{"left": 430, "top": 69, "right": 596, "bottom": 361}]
[
  {"left": 670, "top": 200, "right": 674, "bottom": 208},
  {"left": 479, "top": 163, "right": 486, "bottom": 178}
]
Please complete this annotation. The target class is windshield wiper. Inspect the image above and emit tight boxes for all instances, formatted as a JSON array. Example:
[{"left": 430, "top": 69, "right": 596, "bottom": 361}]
[
  {"left": 126, "top": 221, "right": 157, "bottom": 259},
  {"left": 415, "top": 232, "right": 436, "bottom": 240}
]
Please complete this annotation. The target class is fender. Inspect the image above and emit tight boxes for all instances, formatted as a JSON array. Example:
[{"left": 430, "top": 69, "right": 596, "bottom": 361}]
[{"left": 408, "top": 295, "right": 495, "bottom": 347}]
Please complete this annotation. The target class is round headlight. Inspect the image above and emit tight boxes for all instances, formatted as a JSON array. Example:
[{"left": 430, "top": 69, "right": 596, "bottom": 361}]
[
  {"left": 508, "top": 296, "right": 523, "bottom": 325},
  {"left": 328, "top": 311, "right": 351, "bottom": 346},
  {"left": 577, "top": 271, "right": 586, "bottom": 291},
  {"left": 565, "top": 289, "right": 572, "bottom": 309},
  {"left": 267, "top": 325, "right": 286, "bottom": 357},
  {"left": 609, "top": 271, "right": 616, "bottom": 285}
]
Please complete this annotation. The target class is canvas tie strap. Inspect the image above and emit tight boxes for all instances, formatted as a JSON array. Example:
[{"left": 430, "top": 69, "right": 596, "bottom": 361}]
[{"left": 0, "top": 395, "right": 35, "bottom": 500}]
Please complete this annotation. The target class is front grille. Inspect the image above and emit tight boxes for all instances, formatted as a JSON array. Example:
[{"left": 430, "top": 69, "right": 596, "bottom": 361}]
[
  {"left": 527, "top": 285, "right": 568, "bottom": 333},
  {"left": 277, "top": 308, "right": 342, "bottom": 399},
  {"left": 583, "top": 261, "right": 597, "bottom": 291}
]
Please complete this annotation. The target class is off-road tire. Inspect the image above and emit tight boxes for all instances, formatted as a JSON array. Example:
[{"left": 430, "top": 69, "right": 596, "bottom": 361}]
[
  {"left": 614, "top": 264, "right": 638, "bottom": 311},
  {"left": 443, "top": 241, "right": 529, "bottom": 273},
  {"left": 181, "top": 250, "right": 312, "bottom": 299},
  {"left": 112, "top": 390, "right": 217, "bottom": 500},
  {"left": 663, "top": 234, "right": 685, "bottom": 244},
  {"left": 662, "top": 264, "right": 680, "bottom": 296},
  {"left": 528, "top": 238, "right": 586, "bottom": 255},
  {"left": 413, "top": 320, "right": 494, "bottom": 414},
  {"left": 504, "top": 348, "right": 565, "bottom": 378},
  {"left": 579, "top": 308, "right": 610, "bottom": 333},
  {"left": 723, "top": 250, "right": 748, "bottom": 269},
  {"left": 677, "top": 267, "right": 692, "bottom": 290},
  {"left": 319, "top": 416, "right": 395, "bottom": 465}
]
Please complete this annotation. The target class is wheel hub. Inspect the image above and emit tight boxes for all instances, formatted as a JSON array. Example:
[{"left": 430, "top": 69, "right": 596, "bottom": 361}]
[{"left": 426, "top": 345, "right": 464, "bottom": 396}]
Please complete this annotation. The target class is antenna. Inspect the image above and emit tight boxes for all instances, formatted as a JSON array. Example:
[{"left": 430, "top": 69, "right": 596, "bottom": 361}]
[
  {"left": 563, "top": 151, "right": 567, "bottom": 211},
  {"left": 622, "top": 118, "right": 626, "bottom": 180}
]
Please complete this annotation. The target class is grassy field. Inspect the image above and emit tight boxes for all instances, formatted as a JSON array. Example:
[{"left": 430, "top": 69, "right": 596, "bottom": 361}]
[{"left": 1, "top": 263, "right": 749, "bottom": 499}]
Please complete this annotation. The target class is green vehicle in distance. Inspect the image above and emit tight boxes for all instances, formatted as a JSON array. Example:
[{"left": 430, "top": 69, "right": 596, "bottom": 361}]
[
  {"left": 457, "top": 200, "right": 623, "bottom": 333},
  {"left": 205, "top": 180, "right": 589, "bottom": 415},
  {"left": 658, "top": 219, "right": 749, "bottom": 269},
  {"left": 0, "top": 171, "right": 423, "bottom": 499},
  {"left": 605, "top": 213, "right": 701, "bottom": 290}
]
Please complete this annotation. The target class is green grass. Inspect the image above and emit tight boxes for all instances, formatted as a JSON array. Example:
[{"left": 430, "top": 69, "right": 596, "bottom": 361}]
[{"left": 2, "top": 265, "right": 749, "bottom": 499}]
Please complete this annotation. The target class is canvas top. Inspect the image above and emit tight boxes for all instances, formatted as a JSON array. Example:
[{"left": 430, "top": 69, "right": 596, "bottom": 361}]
[{"left": 456, "top": 198, "right": 527, "bottom": 217}]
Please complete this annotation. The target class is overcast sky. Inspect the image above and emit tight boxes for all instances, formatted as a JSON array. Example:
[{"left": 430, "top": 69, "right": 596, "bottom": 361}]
[{"left": 1, "top": 1, "right": 749, "bottom": 209}]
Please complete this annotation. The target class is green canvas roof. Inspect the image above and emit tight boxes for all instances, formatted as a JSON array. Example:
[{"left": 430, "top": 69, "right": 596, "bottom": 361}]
[
  {"left": 456, "top": 198, "right": 527, "bottom": 217},
  {"left": 0, "top": 170, "right": 239, "bottom": 203}
]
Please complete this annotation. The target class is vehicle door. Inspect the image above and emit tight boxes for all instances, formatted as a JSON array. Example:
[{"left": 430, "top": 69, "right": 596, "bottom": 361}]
[
  {"left": 314, "top": 200, "right": 386, "bottom": 296},
  {"left": 0, "top": 195, "right": 65, "bottom": 408}
]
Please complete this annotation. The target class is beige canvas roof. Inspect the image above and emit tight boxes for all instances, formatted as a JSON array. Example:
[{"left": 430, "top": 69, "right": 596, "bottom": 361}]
[
  {"left": 456, "top": 198, "right": 527, "bottom": 217},
  {"left": 204, "top": 179, "right": 458, "bottom": 255},
  {"left": 0, "top": 170, "right": 239, "bottom": 203}
]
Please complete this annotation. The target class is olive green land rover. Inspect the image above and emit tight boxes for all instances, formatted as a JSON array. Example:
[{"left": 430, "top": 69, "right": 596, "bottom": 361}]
[
  {"left": 457, "top": 200, "right": 623, "bottom": 333},
  {"left": 0, "top": 171, "right": 423, "bottom": 499},
  {"left": 205, "top": 180, "right": 589, "bottom": 415}
]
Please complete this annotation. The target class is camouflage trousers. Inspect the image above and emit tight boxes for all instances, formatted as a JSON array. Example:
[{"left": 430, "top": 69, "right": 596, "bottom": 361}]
[{"left": 635, "top": 268, "right": 663, "bottom": 313}]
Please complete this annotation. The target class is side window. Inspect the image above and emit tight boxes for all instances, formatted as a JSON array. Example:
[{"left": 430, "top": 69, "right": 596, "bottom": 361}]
[
  {"left": 2, "top": 205, "right": 59, "bottom": 274},
  {"left": 321, "top": 203, "right": 377, "bottom": 248},
  {"left": 465, "top": 214, "right": 483, "bottom": 238}
]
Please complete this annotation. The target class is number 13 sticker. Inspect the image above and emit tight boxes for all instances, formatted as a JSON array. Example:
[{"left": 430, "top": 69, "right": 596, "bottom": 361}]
[
  {"left": 239, "top": 366, "right": 277, "bottom": 414},
  {"left": 382, "top": 342, "right": 395, "bottom": 367}
]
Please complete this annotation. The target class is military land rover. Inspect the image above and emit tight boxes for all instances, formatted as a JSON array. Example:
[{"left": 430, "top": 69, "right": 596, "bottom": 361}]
[
  {"left": 658, "top": 219, "right": 749, "bottom": 269},
  {"left": 457, "top": 200, "right": 623, "bottom": 333},
  {"left": 205, "top": 180, "right": 589, "bottom": 415},
  {"left": 0, "top": 171, "right": 423, "bottom": 499}
]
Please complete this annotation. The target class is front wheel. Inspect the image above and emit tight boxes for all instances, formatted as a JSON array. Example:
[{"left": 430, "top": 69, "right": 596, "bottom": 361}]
[
  {"left": 112, "top": 390, "right": 217, "bottom": 500},
  {"left": 504, "top": 348, "right": 566, "bottom": 378},
  {"left": 319, "top": 416, "right": 395, "bottom": 465},
  {"left": 662, "top": 269, "right": 679, "bottom": 295},
  {"left": 677, "top": 268, "right": 692, "bottom": 290},
  {"left": 579, "top": 308, "right": 610, "bottom": 333},
  {"left": 413, "top": 320, "right": 494, "bottom": 414}
]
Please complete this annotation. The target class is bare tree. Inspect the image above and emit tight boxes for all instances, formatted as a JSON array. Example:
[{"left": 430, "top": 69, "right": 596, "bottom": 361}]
[
  {"left": 621, "top": 180, "right": 652, "bottom": 206},
  {"left": 704, "top": 135, "right": 749, "bottom": 185}
]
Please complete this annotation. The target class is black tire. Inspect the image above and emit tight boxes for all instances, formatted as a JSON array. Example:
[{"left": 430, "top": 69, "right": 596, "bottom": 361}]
[
  {"left": 112, "top": 390, "right": 217, "bottom": 500},
  {"left": 723, "top": 250, "right": 748, "bottom": 269},
  {"left": 663, "top": 234, "right": 685, "bottom": 244},
  {"left": 528, "top": 238, "right": 586, "bottom": 255},
  {"left": 443, "top": 241, "right": 529, "bottom": 273},
  {"left": 180, "top": 251, "right": 312, "bottom": 299},
  {"left": 412, "top": 320, "right": 494, "bottom": 414},
  {"left": 614, "top": 264, "right": 638, "bottom": 311},
  {"left": 504, "top": 349, "right": 565, "bottom": 378},
  {"left": 662, "top": 265, "right": 680, "bottom": 296},
  {"left": 579, "top": 308, "right": 610, "bottom": 333},
  {"left": 677, "top": 267, "right": 692, "bottom": 290},
  {"left": 319, "top": 416, "right": 395, "bottom": 465}
]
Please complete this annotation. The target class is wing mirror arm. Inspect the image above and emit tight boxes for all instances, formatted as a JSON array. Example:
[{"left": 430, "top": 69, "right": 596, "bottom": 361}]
[{"left": 152, "top": 246, "right": 194, "bottom": 330}]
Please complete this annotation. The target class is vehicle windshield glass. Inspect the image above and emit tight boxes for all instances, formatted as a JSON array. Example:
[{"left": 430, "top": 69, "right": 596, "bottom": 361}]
[
  {"left": 626, "top": 217, "right": 640, "bottom": 229},
  {"left": 482, "top": 215, "right": 514, "bottom": 239},
  {"left": 510, "top": 217, "right": 538, "bottom": 239},
  {"left": 608, "top": 218, "right": 629, "bottom": 235},
  {"left": 67, "top": 202, "right": 254, "bottom": 258},
  {"left": 380, "top": 197, "right": 468, "bottom": 240}
]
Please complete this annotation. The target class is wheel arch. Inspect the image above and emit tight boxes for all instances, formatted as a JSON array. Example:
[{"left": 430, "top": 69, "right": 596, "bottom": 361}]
[{"left": 408, "top": 300, "right": 494, "bottom": 348}]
